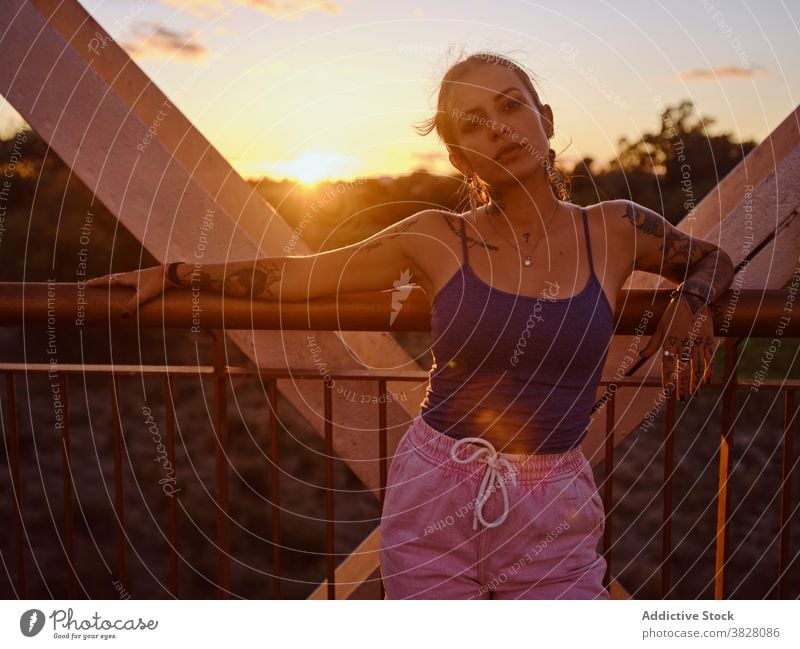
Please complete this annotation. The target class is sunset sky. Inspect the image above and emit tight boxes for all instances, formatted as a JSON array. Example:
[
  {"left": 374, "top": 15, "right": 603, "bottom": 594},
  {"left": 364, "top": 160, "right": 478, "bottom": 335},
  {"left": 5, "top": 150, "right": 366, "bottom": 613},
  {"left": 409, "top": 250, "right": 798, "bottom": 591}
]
[{"left": 2, "top": 0, "right": 798, "bottom": 183}]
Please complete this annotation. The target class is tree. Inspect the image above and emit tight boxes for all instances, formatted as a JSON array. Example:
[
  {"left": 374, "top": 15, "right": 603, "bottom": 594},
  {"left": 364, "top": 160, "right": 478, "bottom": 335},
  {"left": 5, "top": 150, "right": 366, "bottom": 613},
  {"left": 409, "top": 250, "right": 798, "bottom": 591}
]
[{"left": 570, "top": 99, "right": 757, "bottom": 223}]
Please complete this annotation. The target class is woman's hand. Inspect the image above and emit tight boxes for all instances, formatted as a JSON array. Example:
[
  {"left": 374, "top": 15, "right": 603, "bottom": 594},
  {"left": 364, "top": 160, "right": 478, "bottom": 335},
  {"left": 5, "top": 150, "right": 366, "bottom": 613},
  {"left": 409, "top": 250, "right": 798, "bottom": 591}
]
[
  {"left": 85, "top": 264, "right": 174, "bottom": 318},
  {"left": 639, "top": 295, "right": 715, "bottom": 401}
]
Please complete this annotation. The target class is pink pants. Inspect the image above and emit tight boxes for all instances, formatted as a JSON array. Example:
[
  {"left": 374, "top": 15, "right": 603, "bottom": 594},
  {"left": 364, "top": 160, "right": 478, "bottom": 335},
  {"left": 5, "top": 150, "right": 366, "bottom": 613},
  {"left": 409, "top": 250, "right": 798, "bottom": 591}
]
[{"left": 379, "top": 414, "right": 609, "bottom": 599}]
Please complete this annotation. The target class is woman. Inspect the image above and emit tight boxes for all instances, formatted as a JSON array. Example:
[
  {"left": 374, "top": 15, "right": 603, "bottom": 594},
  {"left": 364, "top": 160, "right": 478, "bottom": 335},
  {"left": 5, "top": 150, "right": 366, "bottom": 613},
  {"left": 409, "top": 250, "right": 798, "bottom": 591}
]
[{"left": 87, "top": 51, "right": 734, "bottom": 600}]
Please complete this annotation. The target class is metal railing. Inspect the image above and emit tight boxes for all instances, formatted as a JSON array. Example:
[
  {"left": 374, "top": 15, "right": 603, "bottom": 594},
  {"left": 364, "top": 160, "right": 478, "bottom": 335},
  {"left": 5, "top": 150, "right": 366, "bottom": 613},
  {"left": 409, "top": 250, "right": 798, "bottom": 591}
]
[{"left": 1, "top": 282, "right": 797, "bottom": 599}]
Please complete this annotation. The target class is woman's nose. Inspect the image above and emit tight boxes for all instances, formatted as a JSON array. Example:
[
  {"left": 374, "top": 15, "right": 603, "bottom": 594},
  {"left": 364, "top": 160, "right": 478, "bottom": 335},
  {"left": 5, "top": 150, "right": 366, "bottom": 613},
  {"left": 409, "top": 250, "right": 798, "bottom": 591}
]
[{"left": 489, "top": 119, "right": 513, "bottom": 140}]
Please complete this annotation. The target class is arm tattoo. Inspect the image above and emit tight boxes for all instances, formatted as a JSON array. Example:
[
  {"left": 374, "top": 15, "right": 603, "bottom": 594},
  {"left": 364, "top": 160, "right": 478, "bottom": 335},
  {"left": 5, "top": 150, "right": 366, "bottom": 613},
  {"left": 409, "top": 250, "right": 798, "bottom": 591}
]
[
  {"left": 680, "top": 293, "right": 707, "bottom": 316},
  {"left": 359, "top": 214, "right": 421, "bottom": 254},
  {"left": 173, "top": 264, "right": 194, "bottom": 288},
  {"left": 442, "top": 214, "right": 500, "bottom": 252},
  {"left": 180, "top": 260, "right": 284, "bottom": 299},
  {"left": 226, "top": 261, "right": 283, "bottom": 298},
  {"left": 622, "top": 202, "right": 735, "bottom": 314},
  {"left": 623, "top": 201, "right": 717, "bottom": 281},
  {"left": 681, "top": 249, "right": 735, "bottom": 312}
]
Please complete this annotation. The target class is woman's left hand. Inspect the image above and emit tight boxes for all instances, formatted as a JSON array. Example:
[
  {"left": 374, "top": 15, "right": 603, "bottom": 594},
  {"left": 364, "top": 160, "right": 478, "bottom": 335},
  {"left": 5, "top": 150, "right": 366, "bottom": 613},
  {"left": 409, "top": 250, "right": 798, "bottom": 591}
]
[{"left": 638, "top": 295, "right": 715, "bottom": 401}]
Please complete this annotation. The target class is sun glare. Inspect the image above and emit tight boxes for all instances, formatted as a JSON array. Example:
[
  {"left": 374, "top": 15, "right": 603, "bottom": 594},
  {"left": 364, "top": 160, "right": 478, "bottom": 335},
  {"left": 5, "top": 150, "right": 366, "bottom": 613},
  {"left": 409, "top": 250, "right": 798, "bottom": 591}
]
[{"left": 267, "top": 150, "right": 358, "bottom": 185}]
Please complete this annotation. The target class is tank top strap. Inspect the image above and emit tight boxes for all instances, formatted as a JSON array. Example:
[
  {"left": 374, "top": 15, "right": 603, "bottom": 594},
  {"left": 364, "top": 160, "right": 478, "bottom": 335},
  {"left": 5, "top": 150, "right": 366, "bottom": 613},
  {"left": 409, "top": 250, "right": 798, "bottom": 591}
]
[
  {"left": 459, "top": 216, "right": 469, "bottom": 266},
  {"left": 580, "top": 207, "right": 597, "bottom": 279}
]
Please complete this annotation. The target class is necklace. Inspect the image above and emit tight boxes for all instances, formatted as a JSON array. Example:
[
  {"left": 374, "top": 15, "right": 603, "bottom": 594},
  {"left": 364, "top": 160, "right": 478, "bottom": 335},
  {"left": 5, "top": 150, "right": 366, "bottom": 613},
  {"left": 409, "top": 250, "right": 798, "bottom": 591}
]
[{"left": 487, "top": 199, "right": 561, "bottom": 267}]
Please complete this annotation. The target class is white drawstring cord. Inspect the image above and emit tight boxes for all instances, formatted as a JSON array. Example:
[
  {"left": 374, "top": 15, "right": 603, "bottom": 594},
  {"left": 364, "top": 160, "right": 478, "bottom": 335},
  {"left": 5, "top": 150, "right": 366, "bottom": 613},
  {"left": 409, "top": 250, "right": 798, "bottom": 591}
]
[{"left": 449, "top": 437, "right": 519, "bottom": 530}]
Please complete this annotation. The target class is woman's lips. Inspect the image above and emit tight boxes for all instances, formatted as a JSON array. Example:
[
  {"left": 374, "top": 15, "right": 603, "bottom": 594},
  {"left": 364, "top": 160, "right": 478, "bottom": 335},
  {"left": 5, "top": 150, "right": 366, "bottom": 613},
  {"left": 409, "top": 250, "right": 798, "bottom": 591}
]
[{"left": 495, "top": 145, "right": 523, "bottom": 163}]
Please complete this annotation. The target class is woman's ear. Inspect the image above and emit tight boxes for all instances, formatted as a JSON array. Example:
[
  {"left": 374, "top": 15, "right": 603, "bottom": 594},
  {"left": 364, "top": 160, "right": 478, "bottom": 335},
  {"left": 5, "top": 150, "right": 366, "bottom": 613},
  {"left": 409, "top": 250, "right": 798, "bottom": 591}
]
[
  {"left": 541, "top": 104, "right": 555, "bottom": 139},
  {"left": 449, "top": 150, "right": 470, "bottom": 176}
]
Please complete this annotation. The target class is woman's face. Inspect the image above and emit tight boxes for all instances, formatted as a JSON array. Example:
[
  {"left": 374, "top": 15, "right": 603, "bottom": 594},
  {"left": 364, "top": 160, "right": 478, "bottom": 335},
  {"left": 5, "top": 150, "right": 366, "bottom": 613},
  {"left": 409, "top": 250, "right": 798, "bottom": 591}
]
[{"left": 446, "top": 64, "right": 553, "bottom": 187}]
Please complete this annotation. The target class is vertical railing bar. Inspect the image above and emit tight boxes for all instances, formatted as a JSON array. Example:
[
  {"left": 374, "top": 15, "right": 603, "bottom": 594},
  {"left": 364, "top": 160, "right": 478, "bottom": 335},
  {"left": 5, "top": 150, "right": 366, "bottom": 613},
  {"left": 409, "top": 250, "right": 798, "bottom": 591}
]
[
  {"left": 211, "top": 330, "right": 231, "bottom": 598},
  {"left": 778, "top": 388, "right": 796, "bottom": 598},
  {"left": 324, "top": 381, "right": 335, "bottom": 600},
  {"left": 378, "top": 380, "right": 388, "bottom": 506},
  {"left": 268, "top": 378, "right": 281, "bottom": 599},
  {"left": 61, "top": 374, "right": 76, "bottom": 599},
  {"left": 164, "top": 374, "right": 179, "bottom": 598},
  {"left": 715, "top": 337, "right": 740, "bottom": 600},
  {"left": 661, "top": 390, "right": 676, "bottom": 598},
  {"left": 111, "top": 373, "right": 126, "bottom": 587},
  {"left": 6, "top": 372, "right": 26, "bottom": 598},
  {"left": 601, "top": 389, "right": 615, "bottom": 592},
  {"left": 378, "top": 379, "right": 387, "bottom": 601}
]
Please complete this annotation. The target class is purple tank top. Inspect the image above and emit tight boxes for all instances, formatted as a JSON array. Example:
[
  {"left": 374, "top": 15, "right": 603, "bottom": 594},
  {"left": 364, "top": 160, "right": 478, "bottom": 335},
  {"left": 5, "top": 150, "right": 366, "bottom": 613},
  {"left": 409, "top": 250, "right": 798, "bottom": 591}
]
[{"left": 418, "top": 207, "right": 614, "bottom": 454}]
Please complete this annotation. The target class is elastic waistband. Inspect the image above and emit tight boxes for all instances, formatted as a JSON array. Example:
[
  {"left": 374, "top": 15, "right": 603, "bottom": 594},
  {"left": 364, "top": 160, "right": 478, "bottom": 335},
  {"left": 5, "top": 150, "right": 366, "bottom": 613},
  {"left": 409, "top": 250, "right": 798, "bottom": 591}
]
[{"left": 407, "top": 415, "right": 586, "bottom": 486}]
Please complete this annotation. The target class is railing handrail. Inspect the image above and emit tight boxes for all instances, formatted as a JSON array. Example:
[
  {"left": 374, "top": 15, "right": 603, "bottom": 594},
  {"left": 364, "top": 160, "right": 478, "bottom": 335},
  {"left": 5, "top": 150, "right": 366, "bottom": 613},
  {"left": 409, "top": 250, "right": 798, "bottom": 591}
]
[{"left": 0, "top": 282, "right": 795, "bottom": 335}]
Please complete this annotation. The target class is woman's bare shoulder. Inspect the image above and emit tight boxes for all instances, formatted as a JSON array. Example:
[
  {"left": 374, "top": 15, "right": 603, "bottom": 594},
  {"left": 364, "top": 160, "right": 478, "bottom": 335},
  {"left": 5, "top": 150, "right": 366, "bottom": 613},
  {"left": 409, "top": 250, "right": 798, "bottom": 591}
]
[
  {"left": 371, "top": 208, "right": 459, "bottom": 247},
  {"left": 406, "top": 208, "right": 469, "bottom": 243},
  {"left": 417, "top": 207, "right": 466, "bottom": 226},
  {"left": 584, "top": 199, "right": 638, "bottom": 243}
]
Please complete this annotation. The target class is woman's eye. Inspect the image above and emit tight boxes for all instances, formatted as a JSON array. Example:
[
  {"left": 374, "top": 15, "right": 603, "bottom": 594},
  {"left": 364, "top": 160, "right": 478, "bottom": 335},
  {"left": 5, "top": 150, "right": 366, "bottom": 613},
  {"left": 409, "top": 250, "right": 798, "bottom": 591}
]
[{"left": 504, "top": 99, "right": 520, "bottom": 111}]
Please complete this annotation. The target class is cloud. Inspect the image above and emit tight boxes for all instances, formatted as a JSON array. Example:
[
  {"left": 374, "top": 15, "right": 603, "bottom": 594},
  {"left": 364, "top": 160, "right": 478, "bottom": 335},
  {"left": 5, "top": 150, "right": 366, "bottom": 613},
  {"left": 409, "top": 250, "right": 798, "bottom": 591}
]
[
  {"left": 244, "top": 0, "right": 341, "bottom": 15},
  {"left": 679, "top": 64, "right": 768, "bottom": 81},
  {"left": 122, "top": 22, "right": 208, "bottom": 61},
  {"left": 155, "top": 0, "right": 226, "bottom": 19},
  {"left": 156, "top": 0, "right": 341, "bottom": 19}
]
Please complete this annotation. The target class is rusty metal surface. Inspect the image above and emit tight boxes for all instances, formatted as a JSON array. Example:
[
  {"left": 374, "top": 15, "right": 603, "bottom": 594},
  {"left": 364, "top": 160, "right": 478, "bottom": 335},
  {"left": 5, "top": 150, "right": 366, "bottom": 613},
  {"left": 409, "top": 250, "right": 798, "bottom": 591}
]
[{"left": 0, "top": 282, "right": 797, "bottom": 335}]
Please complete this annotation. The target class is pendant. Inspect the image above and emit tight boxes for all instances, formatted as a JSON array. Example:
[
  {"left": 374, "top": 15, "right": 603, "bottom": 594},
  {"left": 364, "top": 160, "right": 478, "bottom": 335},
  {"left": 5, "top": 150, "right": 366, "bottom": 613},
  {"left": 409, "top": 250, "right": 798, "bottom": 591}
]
[{"left": 523, "top": 255, "right": 532, "bottom": 267}]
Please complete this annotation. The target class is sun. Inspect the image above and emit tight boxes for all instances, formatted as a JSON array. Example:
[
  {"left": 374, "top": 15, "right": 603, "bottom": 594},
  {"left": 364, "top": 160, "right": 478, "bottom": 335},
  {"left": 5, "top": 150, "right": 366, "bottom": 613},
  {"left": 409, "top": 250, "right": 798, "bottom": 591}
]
[{"left": 274, "top": 150, "right": 358, "bottom": 185}]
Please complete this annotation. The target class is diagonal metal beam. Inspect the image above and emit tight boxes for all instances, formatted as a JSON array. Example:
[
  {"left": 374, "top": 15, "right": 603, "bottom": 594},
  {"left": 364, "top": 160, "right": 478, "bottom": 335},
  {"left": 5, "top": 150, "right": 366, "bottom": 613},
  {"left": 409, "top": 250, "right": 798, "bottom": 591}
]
[{"left": 0, "top": 0, "right": 424, "bottom": 495}]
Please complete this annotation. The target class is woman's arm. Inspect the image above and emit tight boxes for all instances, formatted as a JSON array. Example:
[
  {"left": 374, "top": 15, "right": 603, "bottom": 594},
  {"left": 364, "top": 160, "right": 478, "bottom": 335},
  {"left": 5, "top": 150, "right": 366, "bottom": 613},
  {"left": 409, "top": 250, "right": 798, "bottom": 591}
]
[
  {"left": 620, "top": 200, "right": 735, "bottom": 313},
  {"left": 610, "top": 199, "right": 735, "bottom": 399},
  {"left": 167, "top": 209, "right": 429, "bottom": 301},
  {"left": 87, "top": 209, "right": 433, "bottom": 314}
]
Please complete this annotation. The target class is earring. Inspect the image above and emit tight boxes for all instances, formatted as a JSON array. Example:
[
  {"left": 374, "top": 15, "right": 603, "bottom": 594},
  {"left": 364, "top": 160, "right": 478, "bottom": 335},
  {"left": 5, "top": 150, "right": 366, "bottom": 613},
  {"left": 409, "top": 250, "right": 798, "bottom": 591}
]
[{"left": 545, "top": 148, "right": 556, "bottom": 179}]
